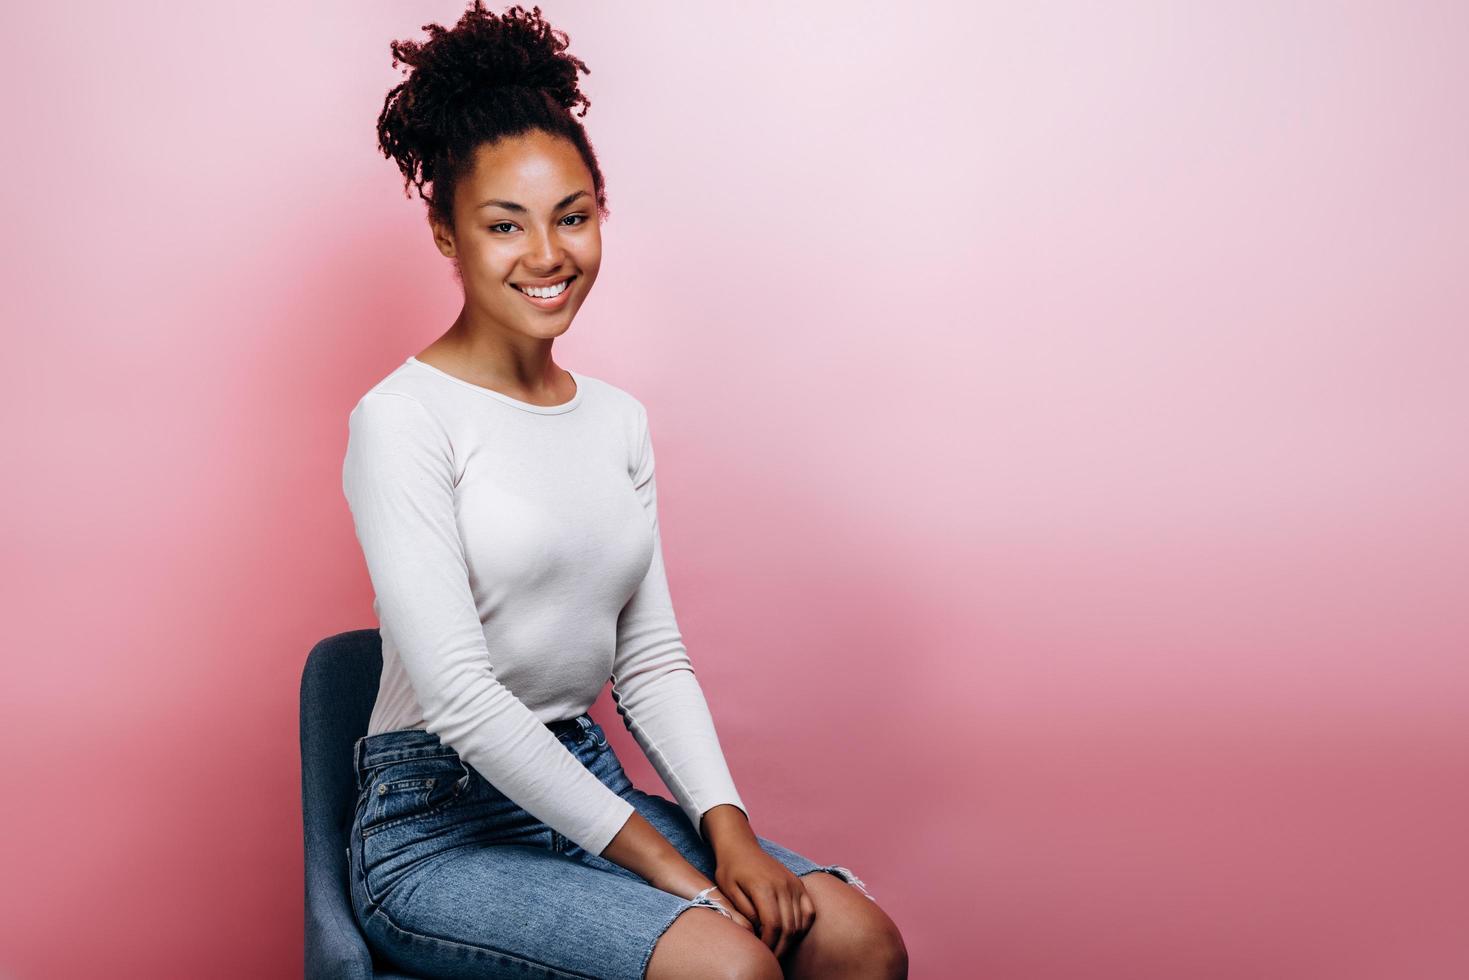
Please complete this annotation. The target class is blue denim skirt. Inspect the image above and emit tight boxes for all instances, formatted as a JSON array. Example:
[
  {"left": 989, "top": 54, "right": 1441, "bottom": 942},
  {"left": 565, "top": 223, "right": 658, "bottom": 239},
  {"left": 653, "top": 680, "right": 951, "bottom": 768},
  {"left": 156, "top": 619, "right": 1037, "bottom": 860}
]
[{"left": 347, "top": 712, "right": 873, "bottom": 979}]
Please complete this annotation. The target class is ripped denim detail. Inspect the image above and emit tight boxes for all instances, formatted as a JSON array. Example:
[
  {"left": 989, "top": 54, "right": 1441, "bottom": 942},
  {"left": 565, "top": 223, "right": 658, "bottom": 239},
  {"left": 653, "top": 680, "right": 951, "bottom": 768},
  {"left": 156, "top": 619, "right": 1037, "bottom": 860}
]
[
  {"left": 688, "top": 885, "right": 733, "bottom": 919},
  {"left": 808, "top": 863, "right": 878, "bottom": 902},
  {"left": 637, "top": 884, "right": 735, "bottom": 978}
]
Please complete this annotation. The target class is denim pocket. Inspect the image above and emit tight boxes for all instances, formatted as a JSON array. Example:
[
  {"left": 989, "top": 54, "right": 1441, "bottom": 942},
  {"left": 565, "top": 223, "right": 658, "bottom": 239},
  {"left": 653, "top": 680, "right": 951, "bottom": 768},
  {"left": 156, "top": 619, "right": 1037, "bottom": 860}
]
[{"left": 359, "top": 755, "right": 470, "bottom": 838}]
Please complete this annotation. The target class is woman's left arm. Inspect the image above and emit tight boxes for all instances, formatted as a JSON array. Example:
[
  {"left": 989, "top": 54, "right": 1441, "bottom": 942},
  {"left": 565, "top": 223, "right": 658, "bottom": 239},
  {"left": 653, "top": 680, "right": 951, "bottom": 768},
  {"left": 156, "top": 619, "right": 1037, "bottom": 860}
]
[
  {"left": 609, "top": 402, "right": 815, "bottom": 957},
  {"left": 609, "top": 402, "right": 750, "bottom": 838}
]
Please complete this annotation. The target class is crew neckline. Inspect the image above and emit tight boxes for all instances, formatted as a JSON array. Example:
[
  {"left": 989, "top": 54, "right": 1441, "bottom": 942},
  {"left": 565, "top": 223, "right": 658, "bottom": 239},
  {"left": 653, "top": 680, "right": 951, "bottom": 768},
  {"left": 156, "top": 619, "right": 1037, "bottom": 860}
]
[{"left": 405, "top": 356, "right": 584, "bottom": 415}]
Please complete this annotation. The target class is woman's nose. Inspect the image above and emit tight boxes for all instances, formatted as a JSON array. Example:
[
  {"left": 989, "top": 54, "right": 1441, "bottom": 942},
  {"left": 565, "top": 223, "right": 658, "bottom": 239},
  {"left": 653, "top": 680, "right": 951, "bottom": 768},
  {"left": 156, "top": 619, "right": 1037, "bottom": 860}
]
[{"left": 525, "top": 230, "right": 564, "bottom": 268}]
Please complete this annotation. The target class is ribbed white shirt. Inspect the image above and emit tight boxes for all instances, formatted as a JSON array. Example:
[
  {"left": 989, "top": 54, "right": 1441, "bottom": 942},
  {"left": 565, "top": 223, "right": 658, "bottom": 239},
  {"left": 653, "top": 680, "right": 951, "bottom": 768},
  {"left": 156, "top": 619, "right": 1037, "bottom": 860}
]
[{"left": 341, "top": 356, "right": 747, "bottom": 856}]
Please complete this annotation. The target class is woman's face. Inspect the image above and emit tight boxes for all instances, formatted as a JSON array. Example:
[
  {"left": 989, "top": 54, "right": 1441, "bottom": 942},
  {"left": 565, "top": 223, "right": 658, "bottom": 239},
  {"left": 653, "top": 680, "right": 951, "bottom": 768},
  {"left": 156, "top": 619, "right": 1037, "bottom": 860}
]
[{"left": 434, "top": 130, "right": 602, "bottom": 341}]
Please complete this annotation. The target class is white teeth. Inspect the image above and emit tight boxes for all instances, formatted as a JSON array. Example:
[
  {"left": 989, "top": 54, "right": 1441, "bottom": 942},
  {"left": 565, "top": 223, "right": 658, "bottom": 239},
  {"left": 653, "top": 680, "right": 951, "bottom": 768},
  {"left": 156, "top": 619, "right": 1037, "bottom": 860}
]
[{"left": 515, "top": 279, "right": 570, "bottom": 299}]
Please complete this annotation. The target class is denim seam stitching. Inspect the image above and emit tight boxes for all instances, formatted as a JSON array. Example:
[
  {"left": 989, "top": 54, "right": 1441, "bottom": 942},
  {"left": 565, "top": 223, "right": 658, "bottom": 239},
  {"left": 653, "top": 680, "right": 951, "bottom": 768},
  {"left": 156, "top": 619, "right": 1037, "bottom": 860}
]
[
  {"left": 359, "top": 784, "right": 467, "bottom": 838},
  {"left": 359, "top": 758, "right": 458, "bottom": 769}
]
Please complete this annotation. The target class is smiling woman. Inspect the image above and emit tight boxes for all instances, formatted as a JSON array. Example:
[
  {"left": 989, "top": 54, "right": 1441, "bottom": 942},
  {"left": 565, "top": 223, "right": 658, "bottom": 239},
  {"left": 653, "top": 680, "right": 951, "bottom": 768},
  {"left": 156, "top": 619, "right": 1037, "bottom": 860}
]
[
  {"left": 335, "top": 3, "right": 907, "bottom": 979},
  {"left": 374, "top": 0, "right": 608, "bottom": 380},
  {"left": 428, "top": 129, "right": 600, "bottom": 337}
]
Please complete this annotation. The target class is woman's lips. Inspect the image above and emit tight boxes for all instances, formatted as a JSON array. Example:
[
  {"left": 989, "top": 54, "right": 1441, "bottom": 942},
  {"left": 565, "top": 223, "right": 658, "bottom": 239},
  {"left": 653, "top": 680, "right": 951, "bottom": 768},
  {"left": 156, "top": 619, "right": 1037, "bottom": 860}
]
[{"left": 510, "top": 276, "right": 576, "bottom": 311}]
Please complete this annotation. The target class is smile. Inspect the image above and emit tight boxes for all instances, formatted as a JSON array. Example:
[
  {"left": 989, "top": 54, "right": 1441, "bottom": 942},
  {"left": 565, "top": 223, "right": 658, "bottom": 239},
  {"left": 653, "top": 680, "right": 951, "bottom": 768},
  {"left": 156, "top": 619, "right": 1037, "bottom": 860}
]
[
  {"left": 512, "top": 277, "right": 575, "bottom": 299},
  {"left": 508, "top": 275, "right": 577, "bottom": 312}
]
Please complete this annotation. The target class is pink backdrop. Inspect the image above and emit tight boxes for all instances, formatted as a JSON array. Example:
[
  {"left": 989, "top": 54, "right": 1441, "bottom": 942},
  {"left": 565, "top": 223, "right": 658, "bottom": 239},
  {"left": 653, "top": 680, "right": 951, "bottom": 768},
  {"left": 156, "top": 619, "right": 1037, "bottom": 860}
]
[{"left": 3, "top": 1, "right": 1466, "bottom": 977}]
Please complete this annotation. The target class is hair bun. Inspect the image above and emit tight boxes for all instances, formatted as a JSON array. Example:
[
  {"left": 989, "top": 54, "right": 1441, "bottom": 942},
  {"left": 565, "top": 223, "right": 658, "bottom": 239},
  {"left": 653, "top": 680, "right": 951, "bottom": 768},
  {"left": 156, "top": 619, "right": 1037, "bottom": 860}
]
[
  {"left": 376, "top": 2, "right": 609, "bottom": 230},
  {"left": 390, "top": 2, "right": 591, "bottom": 119}
]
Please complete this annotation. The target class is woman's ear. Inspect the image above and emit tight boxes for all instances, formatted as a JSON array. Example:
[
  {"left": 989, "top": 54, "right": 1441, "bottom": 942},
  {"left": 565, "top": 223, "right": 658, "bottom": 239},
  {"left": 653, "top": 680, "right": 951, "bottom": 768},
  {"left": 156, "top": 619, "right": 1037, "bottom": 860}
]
[{"left": 429, "top": 214, "right": 457, "bottom": 260}]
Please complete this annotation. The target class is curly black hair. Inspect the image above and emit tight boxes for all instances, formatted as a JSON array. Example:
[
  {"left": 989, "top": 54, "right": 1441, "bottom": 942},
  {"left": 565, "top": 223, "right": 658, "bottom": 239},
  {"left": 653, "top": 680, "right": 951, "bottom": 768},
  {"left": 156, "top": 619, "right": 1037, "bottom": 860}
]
[{"left": 376, "top": 2, "right": 608, "bottom": 231}]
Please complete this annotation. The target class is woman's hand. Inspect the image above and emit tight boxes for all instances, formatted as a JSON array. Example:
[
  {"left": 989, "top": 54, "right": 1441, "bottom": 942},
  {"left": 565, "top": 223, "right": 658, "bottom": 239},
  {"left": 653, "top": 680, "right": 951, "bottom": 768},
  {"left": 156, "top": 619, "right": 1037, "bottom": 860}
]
[
  {"left": 699, "top": 885, "right": 757, "bottom": 932},
  {"left": 649, "top": 878, "right": 758, "bottom": 933},
  {"left": 713, "top": 841, "right": 817, "bottom": 960}
]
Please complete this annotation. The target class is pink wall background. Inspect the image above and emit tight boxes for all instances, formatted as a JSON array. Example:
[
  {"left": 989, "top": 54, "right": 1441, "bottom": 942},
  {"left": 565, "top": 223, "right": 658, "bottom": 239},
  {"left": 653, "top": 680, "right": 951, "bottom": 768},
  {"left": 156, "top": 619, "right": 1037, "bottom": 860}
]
[{"left": 2, "top": 1, "right": 1466, "bottom": 977}]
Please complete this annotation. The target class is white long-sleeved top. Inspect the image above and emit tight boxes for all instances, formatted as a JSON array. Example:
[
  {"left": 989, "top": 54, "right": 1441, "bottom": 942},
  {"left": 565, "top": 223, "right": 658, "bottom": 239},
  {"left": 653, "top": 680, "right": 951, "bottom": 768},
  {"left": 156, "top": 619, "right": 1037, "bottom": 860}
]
[{"left": 341, "top": 355, "right": 747, "bottom": 857}]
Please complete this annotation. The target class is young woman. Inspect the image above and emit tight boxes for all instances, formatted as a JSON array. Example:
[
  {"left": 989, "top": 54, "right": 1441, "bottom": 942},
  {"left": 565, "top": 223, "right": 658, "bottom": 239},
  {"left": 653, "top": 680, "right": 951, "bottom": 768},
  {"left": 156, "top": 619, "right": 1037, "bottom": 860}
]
[{"left": 341, "top": 5, "right": 908, "bottom": 977}]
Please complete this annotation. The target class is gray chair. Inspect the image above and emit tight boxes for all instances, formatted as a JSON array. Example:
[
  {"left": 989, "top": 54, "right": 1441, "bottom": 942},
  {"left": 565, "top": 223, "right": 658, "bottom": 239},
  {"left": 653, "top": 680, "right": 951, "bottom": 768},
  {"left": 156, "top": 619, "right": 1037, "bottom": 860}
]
[{"left": 299, "top": 628, "right": 423, "bottom": 980}]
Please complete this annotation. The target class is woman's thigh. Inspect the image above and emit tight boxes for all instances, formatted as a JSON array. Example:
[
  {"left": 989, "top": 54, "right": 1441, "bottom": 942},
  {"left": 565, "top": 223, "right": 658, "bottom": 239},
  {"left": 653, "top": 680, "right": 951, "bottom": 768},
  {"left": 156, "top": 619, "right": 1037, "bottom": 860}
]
[
  {"left": 351, "top": 832, "right": 701, "bottom": 980},
  {"left": 346, "top": 723, "right": 877, "bottom": 978},
  {"left": 346, "top": 747, "right": 697, "bottom": 979}
]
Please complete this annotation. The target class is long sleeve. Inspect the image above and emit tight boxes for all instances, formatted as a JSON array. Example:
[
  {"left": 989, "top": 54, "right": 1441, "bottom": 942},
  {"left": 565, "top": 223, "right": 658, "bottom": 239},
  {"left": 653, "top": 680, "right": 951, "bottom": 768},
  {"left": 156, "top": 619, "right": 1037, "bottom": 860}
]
[
  {"left": 342, "top": 390, "right": 636, "bottom": 856},
  {"left": 610, "top": 404, "right": 749, "bottom": 841}
]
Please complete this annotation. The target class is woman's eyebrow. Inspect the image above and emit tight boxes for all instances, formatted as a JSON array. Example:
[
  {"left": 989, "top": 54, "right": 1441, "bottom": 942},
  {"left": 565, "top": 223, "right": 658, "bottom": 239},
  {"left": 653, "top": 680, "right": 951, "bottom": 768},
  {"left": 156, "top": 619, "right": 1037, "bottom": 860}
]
[{"left": 477, "top": 190, "right": 589, "bottom": 213}]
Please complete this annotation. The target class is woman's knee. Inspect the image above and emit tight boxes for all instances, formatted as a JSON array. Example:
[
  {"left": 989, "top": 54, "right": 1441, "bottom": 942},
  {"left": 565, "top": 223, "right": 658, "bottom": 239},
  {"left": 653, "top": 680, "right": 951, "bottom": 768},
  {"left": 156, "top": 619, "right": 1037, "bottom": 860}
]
[
  {"left": 645, "top": 905, "right": 782, "bottom": 980},
  {"left": 859, "top": 924, "right": 909, "bottom": 979},
  {"left": 793, "top": 871, "right": 909, "bottom": 978}
]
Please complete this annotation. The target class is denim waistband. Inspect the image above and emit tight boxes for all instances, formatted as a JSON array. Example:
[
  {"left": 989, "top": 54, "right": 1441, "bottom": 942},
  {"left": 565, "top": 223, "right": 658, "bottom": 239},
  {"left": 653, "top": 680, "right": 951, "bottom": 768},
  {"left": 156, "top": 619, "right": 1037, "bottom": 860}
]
[{"left": 353, "top": 712, "right": 603, "bottom": 775}]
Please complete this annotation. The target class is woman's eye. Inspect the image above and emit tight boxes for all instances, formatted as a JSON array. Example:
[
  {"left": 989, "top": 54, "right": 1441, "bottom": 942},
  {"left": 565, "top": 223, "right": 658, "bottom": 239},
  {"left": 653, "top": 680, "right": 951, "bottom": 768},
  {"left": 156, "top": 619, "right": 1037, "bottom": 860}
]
[{"left": 489, "top": 216, "right": 584, "bottom": 233}]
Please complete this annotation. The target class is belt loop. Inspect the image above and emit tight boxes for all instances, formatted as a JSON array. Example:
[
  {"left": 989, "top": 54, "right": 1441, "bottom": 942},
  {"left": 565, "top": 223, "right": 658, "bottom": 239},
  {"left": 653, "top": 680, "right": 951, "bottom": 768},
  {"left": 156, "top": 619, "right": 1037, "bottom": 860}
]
[
  {"left": 353, "top": 737, "right": 366, "bottom": 793},
  {"left": 577, "top": 714, "right": 606, "bottom": 747}
]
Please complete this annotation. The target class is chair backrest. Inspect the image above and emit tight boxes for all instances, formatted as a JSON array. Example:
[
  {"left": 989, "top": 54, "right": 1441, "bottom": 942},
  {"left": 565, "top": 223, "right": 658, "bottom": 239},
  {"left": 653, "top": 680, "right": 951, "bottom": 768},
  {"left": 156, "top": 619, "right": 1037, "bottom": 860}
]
[{"left": 300, "top": 628, "right": 383, "bottom": 978}]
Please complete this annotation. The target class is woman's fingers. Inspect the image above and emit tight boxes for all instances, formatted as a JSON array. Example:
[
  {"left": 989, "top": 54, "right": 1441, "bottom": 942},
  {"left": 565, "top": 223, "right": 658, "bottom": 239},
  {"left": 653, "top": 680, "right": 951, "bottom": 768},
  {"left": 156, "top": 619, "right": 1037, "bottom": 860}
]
[
  {"left": 798, "top": 886, "right": 817, "bottom": 932},
  {"left": 708, "top": 887, "right": 755, "bottom": 932},
  {"left": 773, "top": 888, "right": 796, "bottom": 960}
]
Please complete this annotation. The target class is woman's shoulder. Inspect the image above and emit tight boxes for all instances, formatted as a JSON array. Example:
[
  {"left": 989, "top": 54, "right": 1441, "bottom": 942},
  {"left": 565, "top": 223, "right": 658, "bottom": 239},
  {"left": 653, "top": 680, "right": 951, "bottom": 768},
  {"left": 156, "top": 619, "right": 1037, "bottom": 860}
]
[
  {"left": 351, "top": 357, "right": 442, "bottom": 410},
  {"left": 343, "top": 361, "right": 453, "bottom": 450}
]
